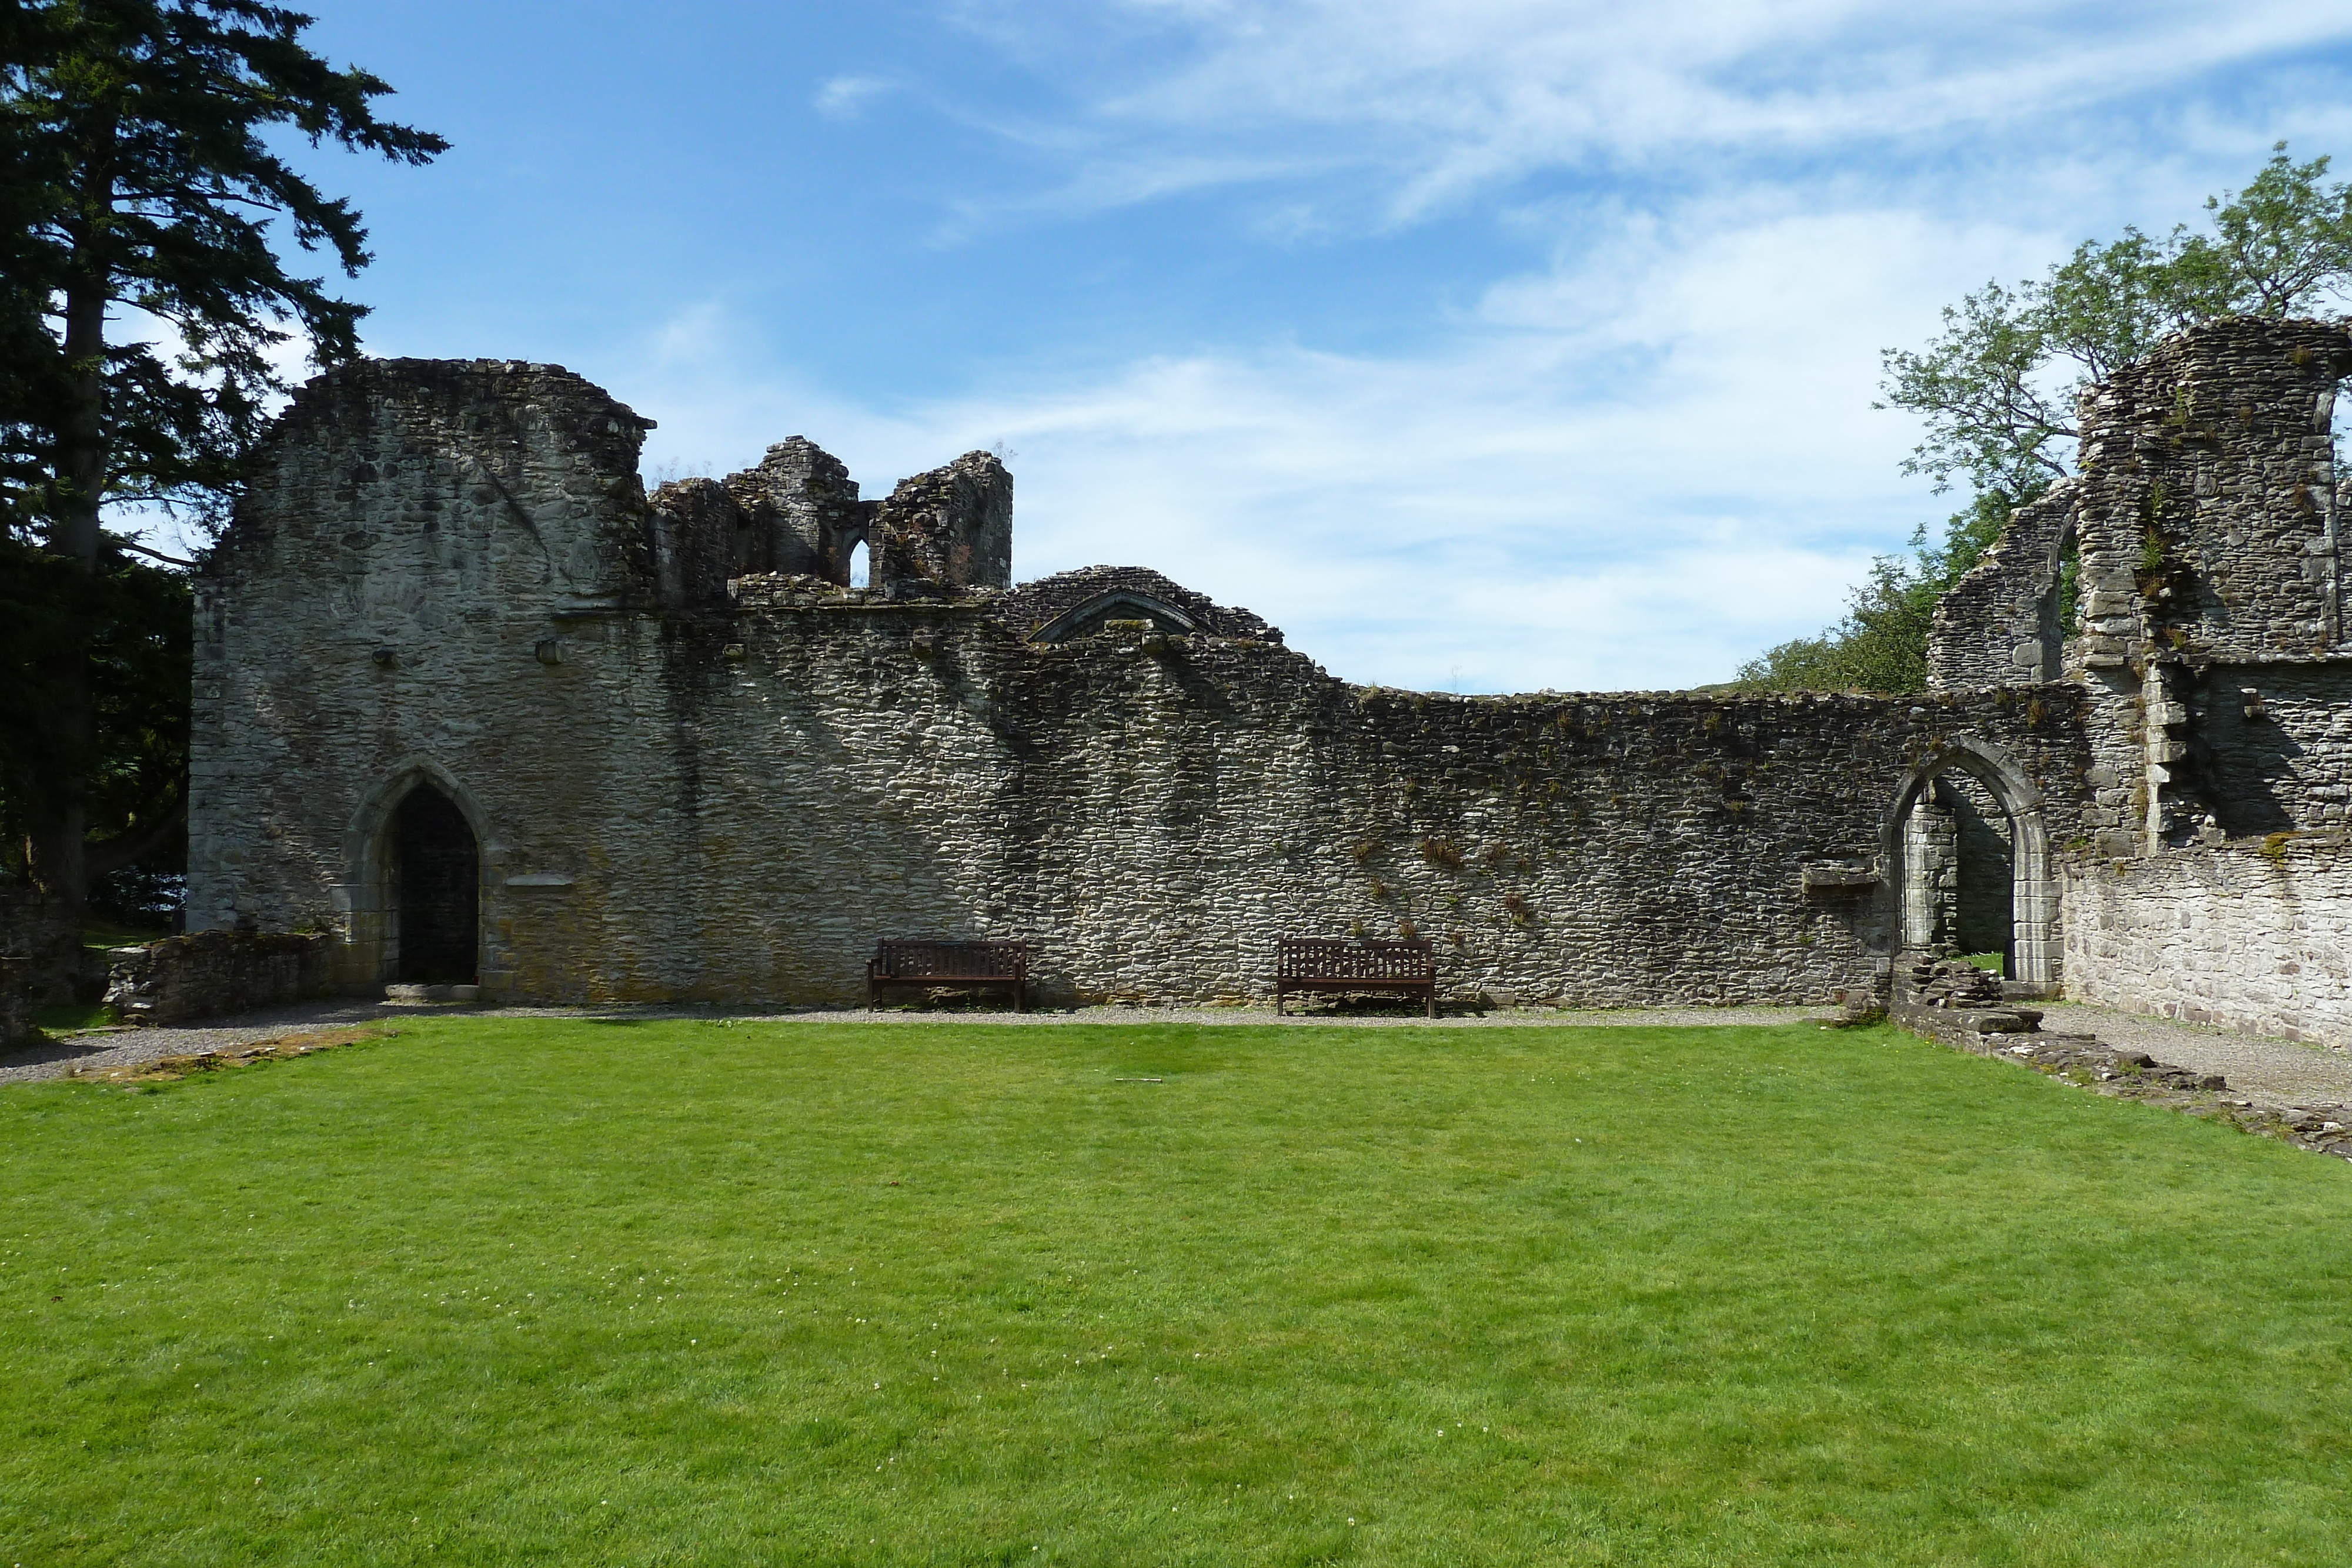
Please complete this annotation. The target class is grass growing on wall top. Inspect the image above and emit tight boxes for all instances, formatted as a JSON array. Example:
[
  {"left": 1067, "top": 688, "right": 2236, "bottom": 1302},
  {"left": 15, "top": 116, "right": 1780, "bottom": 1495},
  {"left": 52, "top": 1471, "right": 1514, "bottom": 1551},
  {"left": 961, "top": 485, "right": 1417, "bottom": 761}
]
[
  {"left": 31, "top": 999, "right": 116, "bottom": 1032},
  {"left": 4, "top": 1017, "right": 2349, "bottom": 1566}
]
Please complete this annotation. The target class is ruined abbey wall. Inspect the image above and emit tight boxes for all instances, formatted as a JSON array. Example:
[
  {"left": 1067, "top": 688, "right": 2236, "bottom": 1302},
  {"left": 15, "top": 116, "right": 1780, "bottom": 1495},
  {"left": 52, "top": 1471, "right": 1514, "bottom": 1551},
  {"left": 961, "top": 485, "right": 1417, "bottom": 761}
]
[
  {"left": 2063, "top": 838, "right": 2352, "bottom": 1045},
  {"left": 188, "top": 360, "right": 2090, "bottom": 1009},
  {"left": 186, "top": 317, "right": 2352, "bottom": 1044},
  {"left": 1927, "top": 317, "right": 2352, "bottom": 1045}
]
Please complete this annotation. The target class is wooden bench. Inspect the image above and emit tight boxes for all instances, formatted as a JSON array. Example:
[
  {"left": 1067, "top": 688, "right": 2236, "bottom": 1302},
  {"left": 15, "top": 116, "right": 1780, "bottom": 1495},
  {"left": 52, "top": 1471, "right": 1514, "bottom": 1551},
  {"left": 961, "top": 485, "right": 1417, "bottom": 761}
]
[
  {"left": 867, "top": 938, "right": 1031, "bottom": 1012},
  {"left": 1275, "top": 937, "right": 1437, "bottom": 1018}
]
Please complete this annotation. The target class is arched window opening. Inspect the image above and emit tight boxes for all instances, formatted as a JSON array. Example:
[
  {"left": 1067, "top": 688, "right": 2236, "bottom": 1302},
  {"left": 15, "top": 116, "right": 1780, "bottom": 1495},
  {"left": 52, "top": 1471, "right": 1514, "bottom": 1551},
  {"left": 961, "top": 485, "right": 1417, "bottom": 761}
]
[
  {"left": 848, "top": 539, "right": 870, "bottom": 589},
  {"left": 2052, "top": 525, "right": 2081, "bottom": 670},
  {"left": 2333, "top": 373, "right": 2348, "bottom": 481},
  {"left": 393, "top": 783, "right": 479, "bottom": 984},
  {"left": 1026, "top": 587, "right": 1202, "bottom": 644}
]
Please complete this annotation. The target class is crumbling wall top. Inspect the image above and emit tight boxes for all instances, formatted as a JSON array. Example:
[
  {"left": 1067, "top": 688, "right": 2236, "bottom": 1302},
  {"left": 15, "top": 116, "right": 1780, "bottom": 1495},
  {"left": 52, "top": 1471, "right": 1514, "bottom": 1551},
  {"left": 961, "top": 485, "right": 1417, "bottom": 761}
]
[
  {"left": 874, "top": 451, "right": 1012, "bottom": 591},
  {"left": 1001, "top": 566, "right": 1281, "bottom": 644},
  {"left": 1927, "top": 484, "right": 2077, "bottom": 691},
  {"left": 253, "top": 357, "right": 655, "bottom": 477},
  {"left": 2073, "top": 315, "right": 2352, "bottom": 668},
  {"left": 214, "top": 356, "right": 663, "bottom": 623}
]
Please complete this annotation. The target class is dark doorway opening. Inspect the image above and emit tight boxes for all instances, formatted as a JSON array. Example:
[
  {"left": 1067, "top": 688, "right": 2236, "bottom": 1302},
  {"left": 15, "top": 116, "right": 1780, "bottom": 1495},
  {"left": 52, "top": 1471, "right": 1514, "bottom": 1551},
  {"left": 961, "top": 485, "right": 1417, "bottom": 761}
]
[{"left": 395, "top": 783, "right": 479, "bottom": 983}]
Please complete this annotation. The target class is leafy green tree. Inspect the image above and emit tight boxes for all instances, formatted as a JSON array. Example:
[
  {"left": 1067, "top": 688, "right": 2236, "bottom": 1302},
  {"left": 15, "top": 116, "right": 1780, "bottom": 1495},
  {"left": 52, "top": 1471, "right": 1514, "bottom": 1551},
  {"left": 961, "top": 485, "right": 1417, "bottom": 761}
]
[
  {"left": 1733, "top": 496, "right": 2010, "bottom": 694},
  {"left": 1737, "top": 145, "right": 2352, "bottom": 694},
  {"left": 0, "top": 0, "right": 443, "bottom": 914}
]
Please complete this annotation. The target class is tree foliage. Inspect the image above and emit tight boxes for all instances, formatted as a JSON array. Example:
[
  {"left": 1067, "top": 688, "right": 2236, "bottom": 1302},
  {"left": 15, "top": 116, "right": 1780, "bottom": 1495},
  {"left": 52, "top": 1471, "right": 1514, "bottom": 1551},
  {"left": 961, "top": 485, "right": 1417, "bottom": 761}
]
[
  {"left": 0, "top": 0, "right": 442, "bottom": 912},
  {"left": 1736, "top": 146, "right": 2352, "bottom": 694},
  {"left": 0, "top": 537, "right": 189, "bottom": 892},
  {"left": 1733, "top": 495, "right": 2013, "bottom": 695},
  {"left": 1, "top": 0, "right": 445, "bottom": 540}
]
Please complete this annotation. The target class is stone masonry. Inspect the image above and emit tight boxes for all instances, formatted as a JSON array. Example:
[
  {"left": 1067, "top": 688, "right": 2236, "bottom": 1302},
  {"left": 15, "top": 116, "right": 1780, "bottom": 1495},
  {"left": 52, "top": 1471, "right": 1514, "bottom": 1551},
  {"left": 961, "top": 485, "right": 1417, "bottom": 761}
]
[
  {"left": 1927, "top": 316, "right": 2352, "bottom": 1044},
  {"left": 181, "top": 319, "right": 2352, "bottom": 1045}
]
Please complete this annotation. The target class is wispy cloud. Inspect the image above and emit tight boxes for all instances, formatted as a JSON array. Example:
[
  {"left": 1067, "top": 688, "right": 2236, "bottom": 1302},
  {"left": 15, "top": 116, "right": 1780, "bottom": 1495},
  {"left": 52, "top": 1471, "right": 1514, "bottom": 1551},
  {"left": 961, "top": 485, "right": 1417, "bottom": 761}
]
[
  {"left": 813, "top": 73, "right": 895, "bottom": 118},
  {"left": 933, "top": 0, "right": 2352, "bottom": 229},
  {"left": 618, "top": 189, "right": 2024, "bottom": 692}
]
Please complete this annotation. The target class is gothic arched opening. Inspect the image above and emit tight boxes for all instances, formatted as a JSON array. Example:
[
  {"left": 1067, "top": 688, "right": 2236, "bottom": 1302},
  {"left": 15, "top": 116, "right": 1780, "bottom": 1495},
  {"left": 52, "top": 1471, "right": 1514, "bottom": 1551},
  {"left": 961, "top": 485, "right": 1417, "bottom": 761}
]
[
  {"left": 1890, "top": 743, "right": 2058, "bottom": 987},
  {"left": 1900, "top": 774, "right": 2014, "bottom": 969},
  {"left": 392, "top": 783, "right": 479, "bottom": 984}
]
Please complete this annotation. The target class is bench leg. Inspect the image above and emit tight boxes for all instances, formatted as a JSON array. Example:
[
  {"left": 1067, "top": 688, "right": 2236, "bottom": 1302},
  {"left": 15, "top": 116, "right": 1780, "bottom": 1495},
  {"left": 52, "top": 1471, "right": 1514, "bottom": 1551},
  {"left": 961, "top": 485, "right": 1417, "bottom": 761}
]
[{"left": 1425, "top": 988, "right": 1436, "bottom": 1020}]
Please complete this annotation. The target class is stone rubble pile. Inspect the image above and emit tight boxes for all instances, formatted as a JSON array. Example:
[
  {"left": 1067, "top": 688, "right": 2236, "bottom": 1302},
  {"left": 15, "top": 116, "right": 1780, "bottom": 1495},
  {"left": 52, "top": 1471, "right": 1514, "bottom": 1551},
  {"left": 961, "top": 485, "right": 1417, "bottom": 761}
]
[
  {"left": 1987, "top": 1035, "right": 2223, "bottom": 1093},
  {"left": 2261, "top": 1103, "right": 2352, "bottom": 1159},
  {"left": 1898, "top": 956, "right": 2006, "bottom": 1009},
  {"left": 1895, "top": 957, "right": 2045, "bottom": 1034}
]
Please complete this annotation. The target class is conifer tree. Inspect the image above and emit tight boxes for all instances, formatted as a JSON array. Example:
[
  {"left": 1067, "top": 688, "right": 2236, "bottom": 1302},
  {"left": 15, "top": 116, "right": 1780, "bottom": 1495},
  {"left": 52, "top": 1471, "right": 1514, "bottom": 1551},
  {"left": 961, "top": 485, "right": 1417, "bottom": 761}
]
[{"left": 0, "top": 1, "right": 444, "bottom": 912}]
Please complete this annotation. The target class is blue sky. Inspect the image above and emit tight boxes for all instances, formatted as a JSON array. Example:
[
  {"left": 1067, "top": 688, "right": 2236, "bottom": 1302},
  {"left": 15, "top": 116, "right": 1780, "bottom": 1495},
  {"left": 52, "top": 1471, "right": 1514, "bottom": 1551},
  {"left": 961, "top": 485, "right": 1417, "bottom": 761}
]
[{"left": 190, "top": 1, "right": 2352, "bottom": 690}]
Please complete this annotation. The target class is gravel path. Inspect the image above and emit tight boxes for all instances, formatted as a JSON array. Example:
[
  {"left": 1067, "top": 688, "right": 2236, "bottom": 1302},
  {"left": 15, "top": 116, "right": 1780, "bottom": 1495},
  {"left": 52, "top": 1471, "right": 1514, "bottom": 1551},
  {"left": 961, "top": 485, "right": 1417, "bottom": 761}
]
[
  {"left": 2034, "top": 1002, "right": 2352, "bottom": 1109},
  {"left": 11, "top": 997, "right": 2351, "bottom": 1111},
  {"left": 0, "top": 998, "right": 413, "bottom": 1085}
]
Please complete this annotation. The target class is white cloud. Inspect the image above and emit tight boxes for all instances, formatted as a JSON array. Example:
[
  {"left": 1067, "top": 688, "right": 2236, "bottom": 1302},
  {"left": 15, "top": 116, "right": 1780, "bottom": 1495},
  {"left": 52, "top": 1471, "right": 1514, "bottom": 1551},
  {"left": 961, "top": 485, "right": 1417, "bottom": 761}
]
[
  {"left": 813, "top": 73, "right": 894, "bottom": 118},
  {"left": 1073, "top": 0, "right": 2352, "bottom": 220},
  {"left": 911, "top": 0, "right": 2352, "bottom": 258},
  {"left": 617, "top": 188, "right": 2036, "bottom": 692},
  {"left": 591, "top": 3, "right": 2352, "bottom": 692}
]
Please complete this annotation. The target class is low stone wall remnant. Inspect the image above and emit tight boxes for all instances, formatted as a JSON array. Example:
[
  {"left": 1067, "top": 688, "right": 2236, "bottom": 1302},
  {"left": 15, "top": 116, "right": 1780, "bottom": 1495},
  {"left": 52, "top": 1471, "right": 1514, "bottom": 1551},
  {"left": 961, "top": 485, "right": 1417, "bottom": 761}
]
[
  {"left": 1882, "top": 955, "right": 2352, "bottom": 1164},
  {"left": 103, "top": 930, "right": 340, "bottom": 1026}
]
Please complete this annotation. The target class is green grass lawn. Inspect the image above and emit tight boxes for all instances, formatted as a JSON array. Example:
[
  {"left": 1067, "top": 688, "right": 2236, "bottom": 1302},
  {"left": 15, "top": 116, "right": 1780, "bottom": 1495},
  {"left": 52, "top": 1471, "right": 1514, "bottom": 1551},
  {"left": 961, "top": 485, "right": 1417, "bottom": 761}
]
[{"left": 4, "top": 1018, "right": 2348, "bottom": 1566}]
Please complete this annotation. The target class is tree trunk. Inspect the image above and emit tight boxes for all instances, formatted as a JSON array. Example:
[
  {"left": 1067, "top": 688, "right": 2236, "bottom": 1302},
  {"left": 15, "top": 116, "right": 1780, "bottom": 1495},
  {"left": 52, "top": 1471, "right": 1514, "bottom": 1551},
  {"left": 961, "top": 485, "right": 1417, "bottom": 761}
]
[{"left": 26, "top": 127, "right": 113, "bottom": 920}]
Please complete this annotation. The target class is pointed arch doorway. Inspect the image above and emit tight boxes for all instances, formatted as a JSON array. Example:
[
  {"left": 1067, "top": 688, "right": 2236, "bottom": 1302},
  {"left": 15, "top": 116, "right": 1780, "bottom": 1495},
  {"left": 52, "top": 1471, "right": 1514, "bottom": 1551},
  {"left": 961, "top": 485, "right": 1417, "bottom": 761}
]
[
  {"left": 1888, "top": 739, "right": 2060, "bottom": 989},
  {"left": 342, "top": 761, "right": 493, "bottom": 989},
  {"left": 390, "top": 782, "right": 479, "bottom": 984}
]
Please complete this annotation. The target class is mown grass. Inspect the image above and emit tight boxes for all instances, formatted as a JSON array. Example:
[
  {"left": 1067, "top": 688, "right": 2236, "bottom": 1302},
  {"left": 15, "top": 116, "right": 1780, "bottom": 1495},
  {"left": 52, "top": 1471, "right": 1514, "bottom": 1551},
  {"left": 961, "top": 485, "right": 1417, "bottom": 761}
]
[{"left": 3, "top": 1017, "right": 2348, "bottom": 1566}]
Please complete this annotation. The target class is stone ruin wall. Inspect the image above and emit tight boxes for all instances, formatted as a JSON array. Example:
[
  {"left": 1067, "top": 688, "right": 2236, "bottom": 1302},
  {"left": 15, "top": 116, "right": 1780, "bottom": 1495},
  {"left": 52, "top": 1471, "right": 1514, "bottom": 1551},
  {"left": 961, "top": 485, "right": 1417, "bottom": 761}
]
[
  {"left": 563, "top": 597, "right": 2086, "bottom": 1008},
  {"left": 188, "top": 359, "right": 2093, "bottom": 1011},
  {"left": 189, "top": 320, "right": 2352, "bottom": 1039},
  {"left": 188, "top": 359, "right": 660, "bottom": 993},
  {"left": 1924, "top": 317, "right": 2352, "bottom": 1045},
  {"left": 2072, "top": 319, "right": 2352, "bottom": 672},
  {"left": 2063, "top": 837, "right": 2352, "bottom": 1046},
  {"left": 1926, "top": 483, "right": 2079, "bottom": 692},
  {"left": 2060, "top": 321, "right": 2352, "bottom": 1044}
]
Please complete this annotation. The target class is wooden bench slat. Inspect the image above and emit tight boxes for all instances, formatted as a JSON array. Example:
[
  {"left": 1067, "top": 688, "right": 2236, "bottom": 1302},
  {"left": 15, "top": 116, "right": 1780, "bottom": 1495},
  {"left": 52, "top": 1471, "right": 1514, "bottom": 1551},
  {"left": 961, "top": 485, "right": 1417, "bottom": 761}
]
[
  {"left": 868, "top": 938, "right": 1030, "bottom": 1011},
  {"left": 1274, "top": 937, "right": 1437, "bottom": 1018}
]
